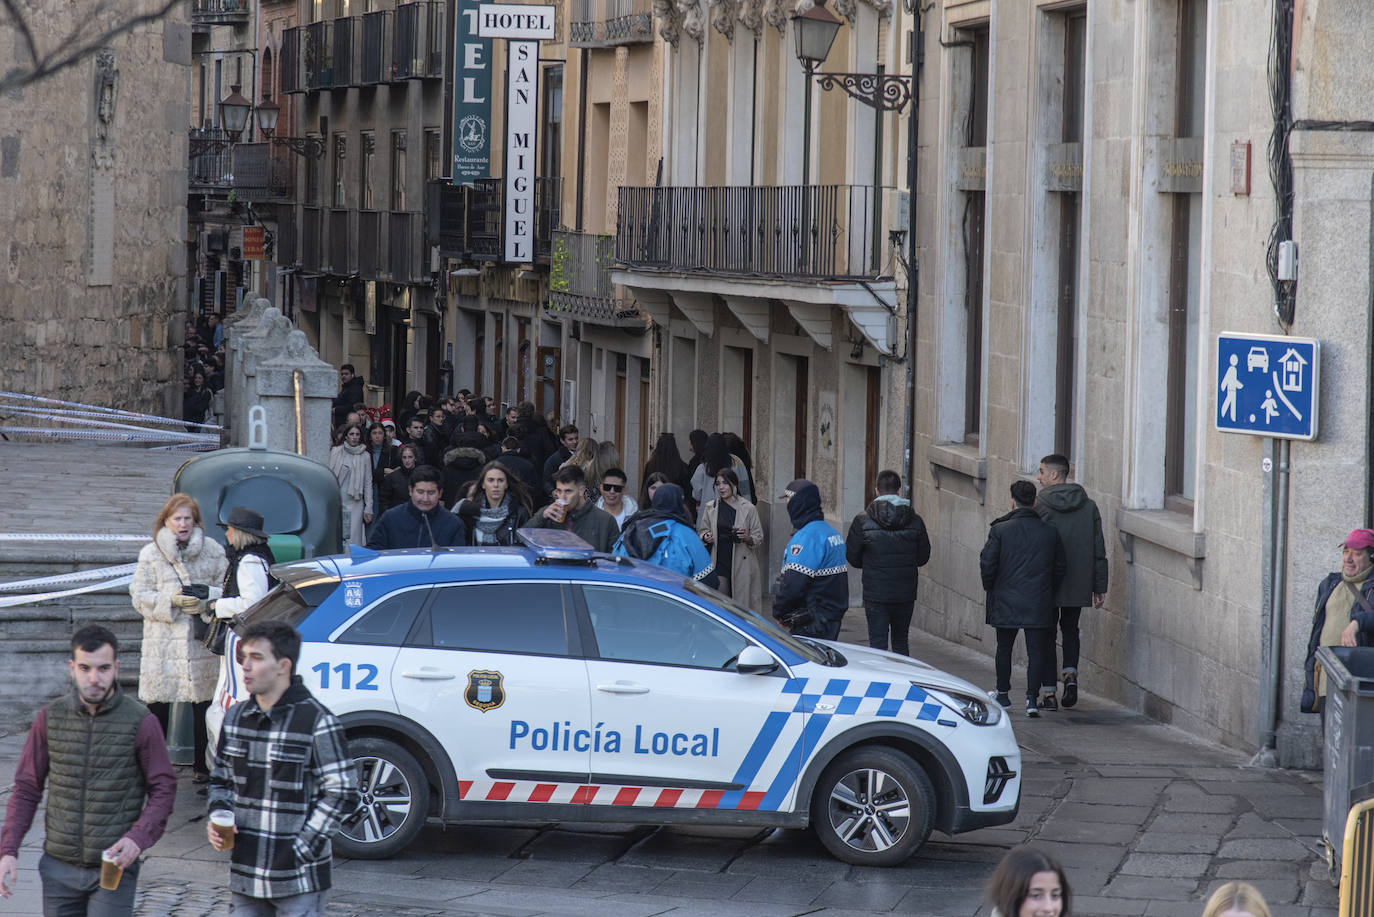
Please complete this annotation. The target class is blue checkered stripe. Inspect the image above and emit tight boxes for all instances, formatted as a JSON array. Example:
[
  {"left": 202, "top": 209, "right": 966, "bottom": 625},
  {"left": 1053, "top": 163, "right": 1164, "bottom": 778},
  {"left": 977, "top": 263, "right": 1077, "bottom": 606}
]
[{"left": 715, "top": 677, "right": 944, "bottom": 814}]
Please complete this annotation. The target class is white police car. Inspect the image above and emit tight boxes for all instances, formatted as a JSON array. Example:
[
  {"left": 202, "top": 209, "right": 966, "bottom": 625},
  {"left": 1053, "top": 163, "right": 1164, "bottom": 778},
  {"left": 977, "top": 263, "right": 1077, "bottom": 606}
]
[{"left": 228, "top": 530, "right": 1020, "bottom": 867}]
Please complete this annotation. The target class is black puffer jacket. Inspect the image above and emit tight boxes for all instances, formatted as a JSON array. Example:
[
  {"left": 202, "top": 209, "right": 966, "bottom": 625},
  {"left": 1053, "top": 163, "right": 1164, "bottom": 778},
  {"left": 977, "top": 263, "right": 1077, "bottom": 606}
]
[
  {"left": 845, "top": 498, "right": 931, "bottom": 603},
  {"left": 442, "top": 447, "right": 488, "bottom": 508},
  {"left": 979, "top": 507, "right": 1065, "bottom": 628}
]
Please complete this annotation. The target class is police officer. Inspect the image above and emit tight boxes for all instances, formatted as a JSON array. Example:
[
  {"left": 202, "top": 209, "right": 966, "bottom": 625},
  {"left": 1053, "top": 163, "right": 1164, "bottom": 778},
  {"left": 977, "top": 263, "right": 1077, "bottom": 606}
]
[{"left": 772, "top": 479, "right": 849, "bottom": 639}]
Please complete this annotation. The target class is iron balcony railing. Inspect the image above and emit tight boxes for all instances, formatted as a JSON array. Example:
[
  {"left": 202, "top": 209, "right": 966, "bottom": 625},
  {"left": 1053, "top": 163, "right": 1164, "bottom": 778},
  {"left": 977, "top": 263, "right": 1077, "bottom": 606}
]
[
  {"left": 547, "top": 231, "right": 641, "bottom": 324},
  {"left": 188, "top": 128, "right": 235, "bottom": 189},
  {"left": 278, "top": 207, "right": 298, "bottom": 266},
  {"left": 358, "top": 210, "right": 381, "bottom": 279},
  {"left": 230, "top": 142, "right": 296, "bottom": 201},
  {"left": 392, "top": 2, "right": 441, "bottom": 80},
  {"left": 191, "top": 0, "right": 250, "bottom": 27},
  {"left": 281, "top": 27, "right": 301, "bottom": 93},
  {"left": 570, "top": 0, "right": 652, "bottom": 46},
  {"left": 360, "top": 11, "right": 389, "bottom": 84},
  {"left": 427, "top": 177, "right": 560, "bottom": 263},
  {"left": 332, "top": 16, "right": 357, "bottom": 87},
  {"left": 301, "top": 206, "right": 323, "bottom": 273},
  {"left": 389, "top": 211, "right": 423, "bottom": 282},
  {"left": 330, "top": 209, "right": 353, "bottom": 274},
  {"left": 304, "top": 21, "right": 333, "bottom": 89},
  {"left": 615, "top": 183, "right": 884, "bottom": 280}
]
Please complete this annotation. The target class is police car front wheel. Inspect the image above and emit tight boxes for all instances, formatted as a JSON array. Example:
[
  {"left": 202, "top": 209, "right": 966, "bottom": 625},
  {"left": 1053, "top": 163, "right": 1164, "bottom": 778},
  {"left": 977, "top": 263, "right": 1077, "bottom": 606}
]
[
  {"left": 811, "top": 747, "right": 935, "bottom": 867},
  {"left": 335, "top": 737, "right": 430, "bottom": 859}
]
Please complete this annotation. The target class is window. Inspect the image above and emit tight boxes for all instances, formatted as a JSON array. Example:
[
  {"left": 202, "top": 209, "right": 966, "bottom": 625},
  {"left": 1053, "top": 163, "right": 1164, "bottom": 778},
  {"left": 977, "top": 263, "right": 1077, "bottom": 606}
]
[
  {"left": 541, "top": 65, "right": 563, "bottom": 188},
  {"left": 423, "top": 583, "right": 570, "bottom": 655},
  {"left": 390, "top": 130, "right": 407, "bottom": 210},
  {"left": 1165, "top": 0, "right": 1207, "bottom": 505},
  {"left": 1054, "top": 12, "right": 1085, "bottom": 459},
  {"left": 360, "top": 132, "right": 375, "bottom": 209},
  {"left": 332, "top": 133, "right": 347, "bottom": 207},
  {"left": 963, "top": 26, "right": 989, "bottom": 442},
  {"left": 306, "top": 136, "right": 321, "bottom": 203},
  {"left": 338, "top": 587, "right": 429, "bottom": 645},
  {"left": 582, "top": 586, "right": 748, "bottom": 670},
  {"left": 425, "top": 128, "right": 442, "bottom": 182}
]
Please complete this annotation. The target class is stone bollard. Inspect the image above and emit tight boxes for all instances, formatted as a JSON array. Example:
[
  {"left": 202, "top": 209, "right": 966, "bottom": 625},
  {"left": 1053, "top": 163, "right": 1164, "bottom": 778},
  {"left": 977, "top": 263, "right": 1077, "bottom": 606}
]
[
  {"left": 253, "top": 330, "right": 337, "bottom": 460},
  {"left": 233, "top": 307, "right": 292, "bottom": 446},
  {"left": 222, "top": 297, "right": 272, "bottom": 442}
]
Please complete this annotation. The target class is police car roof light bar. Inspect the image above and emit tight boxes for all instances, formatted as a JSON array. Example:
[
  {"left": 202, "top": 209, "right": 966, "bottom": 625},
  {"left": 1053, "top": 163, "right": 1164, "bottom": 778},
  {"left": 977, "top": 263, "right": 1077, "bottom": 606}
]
[{"left": 516, "top": 528, "right": 598, "bottom": 563}]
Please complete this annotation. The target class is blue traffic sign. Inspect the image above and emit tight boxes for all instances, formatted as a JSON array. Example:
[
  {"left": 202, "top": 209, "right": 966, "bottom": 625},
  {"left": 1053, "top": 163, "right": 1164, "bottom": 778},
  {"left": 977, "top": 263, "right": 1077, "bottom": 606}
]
[{"left": 1215, "top": 333, "right": 1320, "bottom": 440}]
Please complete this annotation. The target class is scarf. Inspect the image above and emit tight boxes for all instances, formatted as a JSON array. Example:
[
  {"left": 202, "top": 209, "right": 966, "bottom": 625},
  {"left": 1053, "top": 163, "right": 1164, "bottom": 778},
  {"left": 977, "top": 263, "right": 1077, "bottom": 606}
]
[
  {"left": 473, "top": 493, "right": 514, "bottom": 545},
  {"left": 329, "top": 442, "right": 371, "bottom": 501}
]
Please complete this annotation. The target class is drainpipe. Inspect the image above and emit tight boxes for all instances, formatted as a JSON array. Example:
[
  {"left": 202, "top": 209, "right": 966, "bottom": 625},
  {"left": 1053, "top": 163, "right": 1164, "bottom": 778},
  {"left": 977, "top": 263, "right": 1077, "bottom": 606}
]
[{"left": 902, "top": 12, "right": 921, "bottom": 498}]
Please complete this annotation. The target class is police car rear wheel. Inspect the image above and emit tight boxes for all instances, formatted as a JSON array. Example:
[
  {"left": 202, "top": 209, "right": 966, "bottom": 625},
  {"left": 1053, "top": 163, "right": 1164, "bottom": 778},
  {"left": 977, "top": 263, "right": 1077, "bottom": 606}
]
[
  {"left": 335, "top": 737, "right": 430, "bottom": 859},
  {"left": 811, "top": 747, "right": 935, "bottom": 866}
]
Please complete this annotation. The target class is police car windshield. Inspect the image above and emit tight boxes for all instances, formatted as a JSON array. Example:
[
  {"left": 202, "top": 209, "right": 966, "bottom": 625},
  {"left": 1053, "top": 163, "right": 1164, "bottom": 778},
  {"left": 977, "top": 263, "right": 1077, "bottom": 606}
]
[
  {"left": 682, "top": 581, "right": 827, "bottom": 664},
  {"left": 241, "top": 580, "right": 337, "bottom": 629}
]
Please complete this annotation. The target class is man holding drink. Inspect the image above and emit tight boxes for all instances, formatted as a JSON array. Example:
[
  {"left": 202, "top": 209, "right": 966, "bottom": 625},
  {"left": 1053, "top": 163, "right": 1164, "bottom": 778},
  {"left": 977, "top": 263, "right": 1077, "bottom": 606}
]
[
  {"left": 206, "top": 621, "right": 357, "bottom": 916},
  {"left": 0, "top": 625, "right": 177, "bottom": 914}
]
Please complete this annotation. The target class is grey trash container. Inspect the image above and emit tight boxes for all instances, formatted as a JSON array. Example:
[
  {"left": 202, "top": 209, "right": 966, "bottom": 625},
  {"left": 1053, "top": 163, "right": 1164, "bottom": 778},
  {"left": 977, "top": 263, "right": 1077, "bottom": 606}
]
[{"left": 1315, "top": 645, "right": 1374, "bottom": 877}]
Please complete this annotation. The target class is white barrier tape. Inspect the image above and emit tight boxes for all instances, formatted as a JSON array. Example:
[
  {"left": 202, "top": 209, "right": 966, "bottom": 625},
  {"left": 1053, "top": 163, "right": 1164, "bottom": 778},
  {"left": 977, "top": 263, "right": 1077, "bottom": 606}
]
[
  {"left": 0, "top": 391, "right": 222, "bottom": 431},
  {"left": 0, "top": 427, "right": 217, "bottom": 445},
  {"left": 0, "top": 575, "right": 135, "bottom": 609},
  {"left": 0, "top": 406, "right": 223, "bottom": 436},
  {"left": 0, "top": 534, "right": 150, "bottom": 542},
  {"left": 151, "top": 442, "right": 218, "bottom": 452},
  {"left": 0, "top": 403, "right": 222, "bottom": 433},
  {"left": 0, "top": 565, "right": 139, "bottom": 592}
]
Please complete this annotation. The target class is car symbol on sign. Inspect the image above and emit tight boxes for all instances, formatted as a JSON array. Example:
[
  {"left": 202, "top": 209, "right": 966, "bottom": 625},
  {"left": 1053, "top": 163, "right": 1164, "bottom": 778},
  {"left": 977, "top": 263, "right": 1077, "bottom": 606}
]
[{"left": 1247, "top": 347, "right": 1269, "bottom": 373}]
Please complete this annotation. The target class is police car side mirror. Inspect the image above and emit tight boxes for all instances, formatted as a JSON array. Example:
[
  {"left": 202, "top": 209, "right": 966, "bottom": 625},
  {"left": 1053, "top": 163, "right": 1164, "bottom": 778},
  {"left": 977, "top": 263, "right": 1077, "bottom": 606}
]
[{"left": 736, "top": 645, "right": 778, "bottom": 675}]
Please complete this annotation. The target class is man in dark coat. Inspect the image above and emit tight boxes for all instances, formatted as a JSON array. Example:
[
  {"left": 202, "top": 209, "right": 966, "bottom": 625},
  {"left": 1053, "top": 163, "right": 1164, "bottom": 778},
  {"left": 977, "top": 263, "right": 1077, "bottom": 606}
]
[
  {"left": 498, "top": 437, "right": 542, "bottom": 500},
  {"left": 845, "top": 470, "right": 932, "bottom": 656},
  {"left": 528, "top": 466, "right": 618, "bottom": 552},
  {"left": 773, "top": 480, "right": 849, "bottom": 640},
  {"left": 1034, "top": 453, "right": 1108, "bottom": 710},
  {"left": 367, "top": 466, "right": 467, "bottom": 549},
  {"left": 332, "top": 364, "right": 364, "bottom": 427},
  {"left": 980, "top": 480, "right": 1065, "bottom": 718},
  {"left": 541, "top": 424, "right": 579, "bottom": 497}
]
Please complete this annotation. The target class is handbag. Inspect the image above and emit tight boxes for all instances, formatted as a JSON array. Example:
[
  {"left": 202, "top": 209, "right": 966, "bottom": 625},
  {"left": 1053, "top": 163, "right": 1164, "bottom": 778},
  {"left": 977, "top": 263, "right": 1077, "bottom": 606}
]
[{"left": 198, "top": 615, "right": 229, "bottom": 655}]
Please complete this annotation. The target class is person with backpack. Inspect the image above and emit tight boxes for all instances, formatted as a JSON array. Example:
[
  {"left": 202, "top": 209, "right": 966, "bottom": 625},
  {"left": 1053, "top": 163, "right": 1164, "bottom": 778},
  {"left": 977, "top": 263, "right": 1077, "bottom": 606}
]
[
  {"left": 614, "top": 484, "right": 719, "bottom": 588},
  {"left": 204, "top": 507, "right": 278, "bottom": 756}
]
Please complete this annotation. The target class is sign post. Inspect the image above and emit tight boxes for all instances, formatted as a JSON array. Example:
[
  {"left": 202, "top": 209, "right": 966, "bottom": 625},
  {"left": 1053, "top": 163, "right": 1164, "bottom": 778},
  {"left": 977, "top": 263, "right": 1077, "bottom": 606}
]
[
  {"left": 1215, "top": 332, "right": 1320, "bottom": 441},
  {"left": 478, "top": 3, "right": 555, "bottom": 264}
]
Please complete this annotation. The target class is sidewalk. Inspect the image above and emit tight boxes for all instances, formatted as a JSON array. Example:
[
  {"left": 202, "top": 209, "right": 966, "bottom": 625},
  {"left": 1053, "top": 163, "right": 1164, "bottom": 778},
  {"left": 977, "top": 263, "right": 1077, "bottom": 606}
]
[{"left": 0, "top": 615, "right": 1339, "bottom": 917}]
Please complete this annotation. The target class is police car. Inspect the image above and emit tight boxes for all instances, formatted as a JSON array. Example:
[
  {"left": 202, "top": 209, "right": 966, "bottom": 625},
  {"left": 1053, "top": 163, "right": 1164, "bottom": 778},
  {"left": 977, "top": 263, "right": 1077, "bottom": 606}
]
[{"left": 229, "top": 530, "right": 1020, "bottom": 867}]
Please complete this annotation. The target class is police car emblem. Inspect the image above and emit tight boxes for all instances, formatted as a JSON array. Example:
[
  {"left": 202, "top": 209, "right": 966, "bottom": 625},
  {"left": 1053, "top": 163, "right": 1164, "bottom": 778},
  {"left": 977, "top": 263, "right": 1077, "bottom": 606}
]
[
  {"left": 344, "top": 582, "right": 363, "bottom": 607},
  {"left": 465, "top": 670, "right": 505, "bottom": 712}
]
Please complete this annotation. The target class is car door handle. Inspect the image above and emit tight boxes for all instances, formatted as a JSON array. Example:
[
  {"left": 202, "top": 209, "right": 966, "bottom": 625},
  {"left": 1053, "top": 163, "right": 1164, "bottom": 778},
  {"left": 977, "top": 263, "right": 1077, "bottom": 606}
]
[
  {"left": 596, "top": 682, "right": 650, "bottom": 694},
  {"left": 401, "top": 669, "right": 456, "bottom": 680}
]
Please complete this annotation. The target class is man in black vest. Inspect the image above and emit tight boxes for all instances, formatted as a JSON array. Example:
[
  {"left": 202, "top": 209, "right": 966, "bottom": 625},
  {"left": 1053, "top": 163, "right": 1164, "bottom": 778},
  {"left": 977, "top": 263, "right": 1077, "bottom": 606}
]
[{"left": 0, "top": 625, "right": 177, "bottom": 914}]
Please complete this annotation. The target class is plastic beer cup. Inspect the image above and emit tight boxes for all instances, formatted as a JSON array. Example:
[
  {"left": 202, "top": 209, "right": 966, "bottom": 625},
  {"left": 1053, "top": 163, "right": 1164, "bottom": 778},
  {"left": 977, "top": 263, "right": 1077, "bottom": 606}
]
[
  {"left": 210, "top": 809, "right": 236, "bottom": 851},
  {"left": 99, "top": 851, "right": 122, "bottom": 891}
]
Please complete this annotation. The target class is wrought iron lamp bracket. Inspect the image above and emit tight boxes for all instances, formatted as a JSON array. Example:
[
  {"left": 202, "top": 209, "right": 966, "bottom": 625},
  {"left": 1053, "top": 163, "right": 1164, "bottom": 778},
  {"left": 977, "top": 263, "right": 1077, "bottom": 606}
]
[
  {"left": 815, "top": 72, "right": 912, "bottom": 113},
  {"left": 270, "top": 135, "right": 326, "bottom": 159}
]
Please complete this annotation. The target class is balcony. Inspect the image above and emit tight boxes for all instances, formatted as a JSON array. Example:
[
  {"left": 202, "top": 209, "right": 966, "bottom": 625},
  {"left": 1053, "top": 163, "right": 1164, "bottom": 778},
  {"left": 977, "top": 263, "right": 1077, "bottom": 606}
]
[
  {"left": 388, "top": 211, "right": 423, "bottom": 282},
  {"left": 188, "top": 128, "right": 235, "bottom": 190},
  {"left": 616, "top": 184, "right": 884, "bottom": 280},
  {"left": 302, "top": 206, "right": 323, "bottom": 273},
  {"left": 330, "top": 209, "right": 354, "bottom": 274},
  {"left": 570, "top": 0, "right": 652, "bottom": 47},
  {"left": 360, "top": 11, "right": 390, "bottom": 85},
  {"left": 277, "top": 208, "right": 298, "bottom": 266},
  {"left": 547, "top": 231, "right": 641, "bottom": 325},
  {"left": 358, "top": 210, "right": 381, "bottom": 279},
  {"left": 392, "top": 1, "right": 442, "bottom": 80},
  {"left": 189, "top": 134, "right": 297, "bottom": 201},
  {"left": 426, "top": 178, "right": 561, "bottom": 265},
  {"left": 332, "top": 17, "right": 357, "bottom": 87},
  {"left": 304, "top": 21, "right": 334, "bottom": 90},
  {"left": 192, "top": 0, "right": 250, "bottom": 30}
]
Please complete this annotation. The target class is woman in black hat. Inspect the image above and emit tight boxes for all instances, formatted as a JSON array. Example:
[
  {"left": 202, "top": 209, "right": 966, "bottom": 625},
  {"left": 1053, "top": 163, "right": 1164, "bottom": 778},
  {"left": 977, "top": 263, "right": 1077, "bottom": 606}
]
[{"left": 204, "top": 507, "right": 277, "bottom": 759}]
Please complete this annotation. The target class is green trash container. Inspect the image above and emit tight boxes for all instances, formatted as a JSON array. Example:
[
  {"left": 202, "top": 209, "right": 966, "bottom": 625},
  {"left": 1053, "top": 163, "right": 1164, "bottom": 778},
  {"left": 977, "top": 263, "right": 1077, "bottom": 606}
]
[
  {"left": 1315, "top": 645, "right": 1374, "bottom": 879},
  {"left": 167, "top": 699, "right": 197, "bottom": 767}
]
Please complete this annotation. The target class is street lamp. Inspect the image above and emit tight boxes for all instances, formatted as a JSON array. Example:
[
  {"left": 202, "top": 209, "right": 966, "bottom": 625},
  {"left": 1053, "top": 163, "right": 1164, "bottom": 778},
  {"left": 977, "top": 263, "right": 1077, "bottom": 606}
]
[
  {"left": 219, "top": 84, "right": 253, "bottom": 141},
  {"left": 255, "top": 94, "right": 280, "bottom": 136},
  {"left": 791, "top": 1, "right": 843, "bottom": 187},
  {"left": 254, "top": 93, "right": 325, "bottom": 158}
]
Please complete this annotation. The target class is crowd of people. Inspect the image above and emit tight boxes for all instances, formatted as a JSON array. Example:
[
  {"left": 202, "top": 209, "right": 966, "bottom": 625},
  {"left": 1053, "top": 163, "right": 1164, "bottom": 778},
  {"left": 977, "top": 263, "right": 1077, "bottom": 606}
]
[{"left": 182, "top": 312, "right": 226, "bottom": 428}]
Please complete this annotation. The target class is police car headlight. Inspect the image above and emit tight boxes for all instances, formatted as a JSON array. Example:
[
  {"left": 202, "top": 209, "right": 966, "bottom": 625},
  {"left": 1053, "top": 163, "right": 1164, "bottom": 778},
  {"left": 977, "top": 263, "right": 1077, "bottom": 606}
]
[{"left": 918, "top": 685, "right": 1002, "bottom": 726}]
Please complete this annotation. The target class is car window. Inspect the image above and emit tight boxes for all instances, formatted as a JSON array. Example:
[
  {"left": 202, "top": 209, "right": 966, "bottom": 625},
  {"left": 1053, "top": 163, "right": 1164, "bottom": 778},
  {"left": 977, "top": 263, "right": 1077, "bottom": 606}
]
[
  {"left": 582, "top": 585, "right": 748, "bottom": 670},
  {"left": 336, "top": 587, "right": 430, "bottom": 646},
  {"left": 242, "top": 581, "right": 338, "bottom": 628},
  {"left": 424, "top": 582, "right": 569, "bottom": 656},
  {"left": 682, "top": 580, "right": 826, "bottom": 664}
]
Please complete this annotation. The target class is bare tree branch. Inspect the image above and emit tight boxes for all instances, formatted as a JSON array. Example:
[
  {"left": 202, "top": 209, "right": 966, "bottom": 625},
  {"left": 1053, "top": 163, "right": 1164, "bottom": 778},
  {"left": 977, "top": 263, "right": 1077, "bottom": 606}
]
[{"left": 0, "top": 0, "right": 186, "bottom": 94}]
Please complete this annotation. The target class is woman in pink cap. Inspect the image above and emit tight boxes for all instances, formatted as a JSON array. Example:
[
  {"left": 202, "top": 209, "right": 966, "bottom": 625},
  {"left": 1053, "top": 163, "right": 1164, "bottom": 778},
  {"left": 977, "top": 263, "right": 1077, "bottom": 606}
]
[{"left": 1302, "top": 528, "right": 1374, "bottom": 715}]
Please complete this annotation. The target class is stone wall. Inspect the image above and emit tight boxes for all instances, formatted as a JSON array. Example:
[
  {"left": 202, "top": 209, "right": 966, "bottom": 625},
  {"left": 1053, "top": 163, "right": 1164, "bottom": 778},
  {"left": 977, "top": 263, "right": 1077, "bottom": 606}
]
[{"left": 0, "top": 12, "right": 191, "bottom": 417}]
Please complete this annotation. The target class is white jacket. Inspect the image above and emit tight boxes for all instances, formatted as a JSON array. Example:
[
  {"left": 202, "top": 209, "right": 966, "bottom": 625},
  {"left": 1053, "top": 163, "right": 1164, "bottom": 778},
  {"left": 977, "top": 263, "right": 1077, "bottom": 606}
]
[{"left": 129, "top": 526, "right": 227, "bottom": 702}]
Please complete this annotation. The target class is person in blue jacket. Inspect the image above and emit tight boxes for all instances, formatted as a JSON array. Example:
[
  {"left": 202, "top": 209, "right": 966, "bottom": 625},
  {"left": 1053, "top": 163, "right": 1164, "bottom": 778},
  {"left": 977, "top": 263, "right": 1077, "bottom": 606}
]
[
  {"left": 366, "top": 465, "right": 467, "bottom": 550},
  {"left": 614, "top": 484, "right": 718, "bottom": 588},
  {"left": 773, "top": 479, "right": 849, "bottom": 639}
]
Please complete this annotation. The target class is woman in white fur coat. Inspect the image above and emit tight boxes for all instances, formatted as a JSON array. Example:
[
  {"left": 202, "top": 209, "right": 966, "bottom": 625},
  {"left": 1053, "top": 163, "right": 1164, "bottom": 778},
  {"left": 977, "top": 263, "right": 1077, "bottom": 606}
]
[{"left": 130, "top": 493, "right": 227, "bottom": 778}]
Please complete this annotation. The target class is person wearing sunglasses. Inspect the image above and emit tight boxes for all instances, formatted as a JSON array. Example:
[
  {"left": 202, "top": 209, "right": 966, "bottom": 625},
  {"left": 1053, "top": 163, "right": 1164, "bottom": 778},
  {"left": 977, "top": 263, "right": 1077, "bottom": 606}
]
[{"left": 595, "top": 468, "right": 639, "bottom": 529}]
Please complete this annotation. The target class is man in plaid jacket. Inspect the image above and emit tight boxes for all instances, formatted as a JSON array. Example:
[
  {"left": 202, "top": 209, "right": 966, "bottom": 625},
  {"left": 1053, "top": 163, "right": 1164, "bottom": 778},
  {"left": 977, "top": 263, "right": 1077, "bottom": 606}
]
[{"left": 206, "top": 621, "right": 359, "bottom": 916}]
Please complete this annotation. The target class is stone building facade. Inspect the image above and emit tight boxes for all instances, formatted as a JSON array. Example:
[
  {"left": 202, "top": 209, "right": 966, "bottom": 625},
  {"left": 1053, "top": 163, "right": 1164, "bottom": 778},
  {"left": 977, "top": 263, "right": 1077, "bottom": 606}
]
[
  {"left": 0, "top": 12, "right": 192, "bottom": 416},
  {"left": 910, "top": 0, "right": 1372, "bottom": 762}
]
